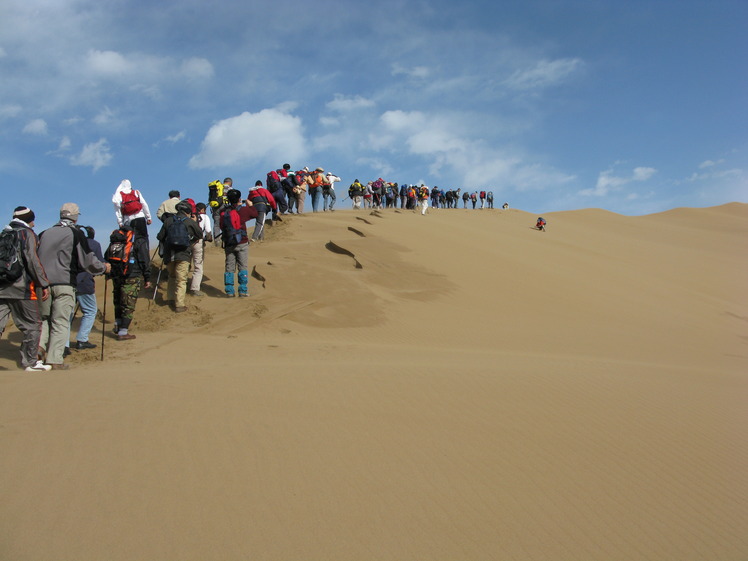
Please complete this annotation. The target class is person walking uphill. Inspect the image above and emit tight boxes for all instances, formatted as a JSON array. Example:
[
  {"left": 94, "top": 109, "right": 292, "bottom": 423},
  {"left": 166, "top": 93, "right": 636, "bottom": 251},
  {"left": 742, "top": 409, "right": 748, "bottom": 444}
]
[
  {"left": 38, "top": 203, "right": 110, "bottom": 370},
  {"left": 106, "top": 219, "right": 152, "bottom": 340},
  {"left": 0, "top": 206, "right": 52, "bottom": 371},
  {"left": 220, "top": 189, "right": 258, "bottom": 297},
  {"left": 246, "top": 181, "right": 276, "bottom": 242},
  {"left": 157, "top": 201, "right": 202, "bottom": 313},
  {"left": 113, "top": 179, "right": 152, "bottom": 228},
  {"left": 71, "top": 226, "right": 103, "bottom": 350}
]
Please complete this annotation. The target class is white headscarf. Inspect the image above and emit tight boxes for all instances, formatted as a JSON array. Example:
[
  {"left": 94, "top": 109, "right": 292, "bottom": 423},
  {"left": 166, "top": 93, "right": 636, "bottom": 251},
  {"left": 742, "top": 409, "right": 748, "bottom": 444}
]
[{"left": 112, "top": 179, "right": 133, "bottom": 203}]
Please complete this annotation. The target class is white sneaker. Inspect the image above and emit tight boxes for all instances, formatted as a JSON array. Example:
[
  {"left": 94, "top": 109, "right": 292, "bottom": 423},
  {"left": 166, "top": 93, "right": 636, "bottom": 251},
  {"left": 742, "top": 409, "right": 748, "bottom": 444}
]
[{"left": 25, "top": 360, "right": 52, "bottom": 372}]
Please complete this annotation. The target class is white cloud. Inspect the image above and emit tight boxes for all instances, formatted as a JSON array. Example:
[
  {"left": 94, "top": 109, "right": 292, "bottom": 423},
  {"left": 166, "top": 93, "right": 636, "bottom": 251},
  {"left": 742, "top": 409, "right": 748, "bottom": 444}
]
[
  {"left": 0, "top": 104, "right": 22, "bottom": 119},
  {"left": 504, "top": 58, "right": 584, "bottom": 90},
  {"left": 154, "top": 130, "right": 186, "bottom": 147},
  {"left": 22, "top": 118, "right": 48, "bottom": 135},
  {"left": 180, "top": 57, "right": 214, "bottom": 79},
  {"left": 93, "top": 106, "right": 116, "bottom": 126},
  {"left": 70, "top": 138, "right": 112, "bottom": 171},
  {"left": 632, "top": 167, "right": 656, "bottom": 181},
  {"left": 699, "top": 159, "right": 725, "bottom": 169},
  {"left": 391, "top": 63, "right": 431, "bottom": 79},
  {"left": 580, "top": 166, "right": 657, "bottom": 197},
  {"left": 87, "top": 50, "right": 135, "bottom": 76},
  {"left": 189, "top": 109, "right": 306, "bottom": 169},
  {"left": 326, "top": 94, "right": 376, "bottom": 113},
  {"left": 58, "top": 136, "right": 72, "bottom": 150}
]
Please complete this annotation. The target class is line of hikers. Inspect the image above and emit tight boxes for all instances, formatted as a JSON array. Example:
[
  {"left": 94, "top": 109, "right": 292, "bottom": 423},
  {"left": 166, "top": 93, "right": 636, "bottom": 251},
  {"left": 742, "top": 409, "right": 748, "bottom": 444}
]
[{"left": 347, "top": 180, "right": 508, "bottom": 212}]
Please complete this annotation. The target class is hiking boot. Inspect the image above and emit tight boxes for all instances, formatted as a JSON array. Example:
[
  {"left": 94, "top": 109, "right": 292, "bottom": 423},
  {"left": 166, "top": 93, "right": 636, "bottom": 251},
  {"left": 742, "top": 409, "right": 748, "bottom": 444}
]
[
  {"left": 189, "top": 290, "right": 205, "bottom": 297},
  {"left": 117, "top": 334, "right": 136, "bottom": 341},
  {"left": 49, "top": 363, "right": 70, "bottom": 370},
  {"left": 76, "top": 341, "right": 97, "bottom": 350},
  {"left": 238, "top": 292, "right": 249, "bottom": 298},
  {"left": 225, "top": 293, "right": 235, "bottom": 298},
  {"left": 174, "top": 306, "right": 188, "bottom": 313},
  {"left": 25, "top": 361, "right": 52, "bottom": 372},
  {"left": 63, "top": 347, "right": 71, "bottom": 358}
]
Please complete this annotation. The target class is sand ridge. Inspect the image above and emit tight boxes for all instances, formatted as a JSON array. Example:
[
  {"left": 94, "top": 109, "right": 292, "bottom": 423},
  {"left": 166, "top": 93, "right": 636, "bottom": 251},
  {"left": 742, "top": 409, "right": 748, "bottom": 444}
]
[{"left": 1, "top": 204, "right": 747, "bottom": 560}]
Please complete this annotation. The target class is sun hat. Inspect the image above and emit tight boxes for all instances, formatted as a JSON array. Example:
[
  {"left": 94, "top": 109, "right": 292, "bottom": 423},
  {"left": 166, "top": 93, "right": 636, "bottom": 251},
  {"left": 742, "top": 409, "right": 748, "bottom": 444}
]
[{"left": 60, "top": 203, "right": 80, "bottom": 220}]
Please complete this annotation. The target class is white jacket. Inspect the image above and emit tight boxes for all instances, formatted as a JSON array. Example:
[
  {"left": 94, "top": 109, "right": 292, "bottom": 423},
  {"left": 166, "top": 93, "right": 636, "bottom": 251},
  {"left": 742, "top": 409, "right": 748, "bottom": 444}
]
[{"left": 112, "top": 179, "right": 152, "bottom": 226}]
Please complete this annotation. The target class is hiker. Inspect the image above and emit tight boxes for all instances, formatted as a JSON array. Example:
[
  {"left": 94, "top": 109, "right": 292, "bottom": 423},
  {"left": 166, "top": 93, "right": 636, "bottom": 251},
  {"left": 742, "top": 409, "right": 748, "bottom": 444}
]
[
  {"left": 487, "top": 191, "right": 494, "bottom": 209},
  {"left": 323, "top": 172, "right": 341, "bottom": 211},
  {"left": 536, "top": 217, "right": 547, "bottom": 231},
  {"left": 220, "top": 189, "right": 258, "bottom": 297},
  {"left": 479, "top": 190, "right": 486, "bottom": 209},
  {"left": 371, "top": 178, "right": 384, "bottom": 209},
  {"left": 308, "top": 168, "right": 326, "bottom": 212},
  {"left": 38, "top": 203, "right": 110, "bottom": 370},
  {"left": 189, "top": 203, "right": 212, "bottom": 297},
  {"left": 281, "top": 164, "right": 298, "bottom": 215},
  {"left": 462, "top": 191, "right": 470, "bottom": 209},
  {"left": 113, "top": 179, "right": 152, "bottom": 228},
  {"left": 156, "top": 190, "right": 181, "bottom": 221},
  {"left": 246, "top": 181, "right": 277, "bottom": 242},
  {"left": 0, "top": 206, "right": 52, "bottom": 371},
  {"left": 503, "top": 202, "right": 509, "bottom": 209},
  {"left": 348, "top": 179, "right": 364, "bottom": 210},
  {"left": 399, "top": 183, "right": 408, "bottom": 209},
  {"left": 208, "top": 178, "right": 230, "bottom": 244},
  {"left": 156, "top": 201, "right": 202, "bottom": 313},
  {"left": 291, "top": 168, "right": 309, "bottom": 214},
  {"left": 418, "top": 185, "right": 430, "bottom": 215},
  {"left": 431, "top": 187, "right": 440, "bottom": 209},
  {"left": 266, "top": 167, "right": 289, "bottom": 217},
  {"left": 70, "top": 226, "right": 103, "bottom": 351},
  {"left": 107, "top": 218, "right": 152, "bottom": 340}
]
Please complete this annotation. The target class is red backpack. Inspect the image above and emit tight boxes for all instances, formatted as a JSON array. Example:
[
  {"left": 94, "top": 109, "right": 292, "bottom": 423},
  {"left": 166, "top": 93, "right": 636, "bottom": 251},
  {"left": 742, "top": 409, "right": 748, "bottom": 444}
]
[{"left": 120, "top": 190, "right": 143, "bottom": 216}]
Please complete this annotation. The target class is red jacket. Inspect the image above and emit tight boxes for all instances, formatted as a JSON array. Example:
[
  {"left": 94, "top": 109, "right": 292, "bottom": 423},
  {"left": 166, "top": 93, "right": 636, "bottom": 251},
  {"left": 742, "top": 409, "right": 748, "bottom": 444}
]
[{"left": 247, "top": 187, "right": 277, "bottom": 212}]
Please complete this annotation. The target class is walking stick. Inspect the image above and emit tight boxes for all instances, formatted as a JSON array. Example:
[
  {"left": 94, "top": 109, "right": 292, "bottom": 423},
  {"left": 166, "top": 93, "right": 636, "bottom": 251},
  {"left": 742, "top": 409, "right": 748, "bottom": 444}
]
[{"left": 100, "top": 276, "right": 108, "bottom": 361}]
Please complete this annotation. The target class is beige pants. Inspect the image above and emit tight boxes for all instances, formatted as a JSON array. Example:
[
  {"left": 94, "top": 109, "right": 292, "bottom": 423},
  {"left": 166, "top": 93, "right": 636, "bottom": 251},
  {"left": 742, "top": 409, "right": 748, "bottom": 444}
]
[
  {"left": 167, "top": 260, "right": 190, "bottom": 307},
  {"left": 189, "top": 241, "right": 204, "bottom": 292}
]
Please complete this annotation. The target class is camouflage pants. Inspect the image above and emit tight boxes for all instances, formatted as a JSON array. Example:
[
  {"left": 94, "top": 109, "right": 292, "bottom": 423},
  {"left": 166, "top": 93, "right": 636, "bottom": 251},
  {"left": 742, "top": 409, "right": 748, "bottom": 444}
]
[{"left": 112, "top": 276, "right": 142, "bottom": 330}]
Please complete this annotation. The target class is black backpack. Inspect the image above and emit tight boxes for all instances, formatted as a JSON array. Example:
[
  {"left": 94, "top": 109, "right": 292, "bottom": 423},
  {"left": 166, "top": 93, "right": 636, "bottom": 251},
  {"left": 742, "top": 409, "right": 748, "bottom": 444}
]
[
  {"left": 105, "top": 228, "right": 134, "bottom": 278},
  {"left": 0, "top": 229, "right": 24, "bottom": 285},
  {"left": 165, "top": 215, "right": 191, "bottom": 250}
]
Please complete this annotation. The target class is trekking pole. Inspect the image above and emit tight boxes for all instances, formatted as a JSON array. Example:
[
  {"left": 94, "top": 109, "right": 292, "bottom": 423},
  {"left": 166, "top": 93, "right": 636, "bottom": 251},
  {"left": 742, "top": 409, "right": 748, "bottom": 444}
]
[{"left": 100, "top": 276, "right": 108, "bottom": 361}]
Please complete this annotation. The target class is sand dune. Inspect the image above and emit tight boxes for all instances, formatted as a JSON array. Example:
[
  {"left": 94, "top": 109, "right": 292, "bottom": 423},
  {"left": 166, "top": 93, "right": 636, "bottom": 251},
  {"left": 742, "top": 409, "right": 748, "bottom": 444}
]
[{"left": 1, "top": 204, "right": 747, "bottom": 560}]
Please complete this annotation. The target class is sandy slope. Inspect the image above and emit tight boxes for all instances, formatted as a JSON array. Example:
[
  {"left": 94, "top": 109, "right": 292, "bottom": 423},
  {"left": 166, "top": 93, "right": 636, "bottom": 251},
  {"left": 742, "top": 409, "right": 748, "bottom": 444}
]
[{"left": 1, "top": 204, "right": 746, "bottom": 560}]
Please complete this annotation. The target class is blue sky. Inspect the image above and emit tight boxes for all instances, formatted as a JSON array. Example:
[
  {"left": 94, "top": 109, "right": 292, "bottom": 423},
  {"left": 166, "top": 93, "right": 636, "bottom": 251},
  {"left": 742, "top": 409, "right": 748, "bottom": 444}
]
[{"left": 1, "top": 0, "right": 746, "bottom": 236}]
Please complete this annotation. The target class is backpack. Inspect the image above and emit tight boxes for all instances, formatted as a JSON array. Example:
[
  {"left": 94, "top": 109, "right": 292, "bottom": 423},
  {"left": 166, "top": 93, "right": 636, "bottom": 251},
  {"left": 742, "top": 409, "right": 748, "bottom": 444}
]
[
  {"left": 294, "top": 171, "right": 305, "bottom": 186},
  {"left": 470, "top": 193, "right": 477, "bottom": 201},
  {"left": 0, "top": 229, "right": 24, "bottom": 285},
  {"left": 480, "top": 191, "right": 486, "bottom": 198},
  {"left": 165, "top": 215, "right": 191, "bottom": 250},
  {"left": 267, "top": 170, "right": 281, "bottom": 191},
  {"left": 120, "top": 190, "right": 143, "bottom": 216},
  {"left": 208, "top": 180, "right": 226, "bottom": 209},
  {"left": 105, "top": 228, "right": 134, "bottom": 278},
  {"left": 220, "top": 208, "right": 243, "bottom": 248}
]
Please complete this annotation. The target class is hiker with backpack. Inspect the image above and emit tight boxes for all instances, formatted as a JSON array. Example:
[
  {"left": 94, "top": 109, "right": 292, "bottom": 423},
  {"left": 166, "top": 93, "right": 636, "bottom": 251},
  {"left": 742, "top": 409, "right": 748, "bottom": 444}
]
[
  {"left": 113, "top": 179, "right": 152, "bottom": 228},
  {"left": 418, "top": 185, "right": 430, "bottom": 215},
  {"left": 106, "top": 218, "right": 152, "bottom": 340},
  {"left": 220, "top": 189, "right": 258, "bottom": 297},
  {"left": 307, "top": 168, "right": 327, "bottom": 212},
  {"left": 290, "top": 168, "right": 309, "bottom": 214},
  {"left": 38, "top": 203, "right": 110, "bottom": 370},
  {"left": 0, "top": 206, "right": 52, "bottom": 371},
  {"left": 247, "top": 181, "right": 277, "bottom": 242},
  {"left": 323, "top": 172, "right": 341, "bottom": 212},
  {"left": 156, "top": 201, "right": 202, "bottom": 313},
  {"left": 69, "top": 226, "right": 103, "bottom": 351},
  {"left": 208, "top": 178, "right": 230, "bottom": 244},
  {"left": 348, "top": 179, "right": 364, "bottom": 210},
  {"left": 156, "top": 190, "right": 181, "bottom": 221},
  {"left": 479, "top": 190, "right": 486, "bottom": 209},
  {"left": 188, "top": 203, "right": 212, "bottom": 297},
  {"left": 487, "top": 191, "right": 494, "bottom": 209}
]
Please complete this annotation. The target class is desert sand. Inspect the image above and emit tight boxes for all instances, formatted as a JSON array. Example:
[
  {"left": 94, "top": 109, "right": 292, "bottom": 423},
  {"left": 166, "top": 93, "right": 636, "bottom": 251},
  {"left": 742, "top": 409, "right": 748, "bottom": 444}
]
[{"left": 1, "top": 203, "right": 747, "bottom": 560}]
